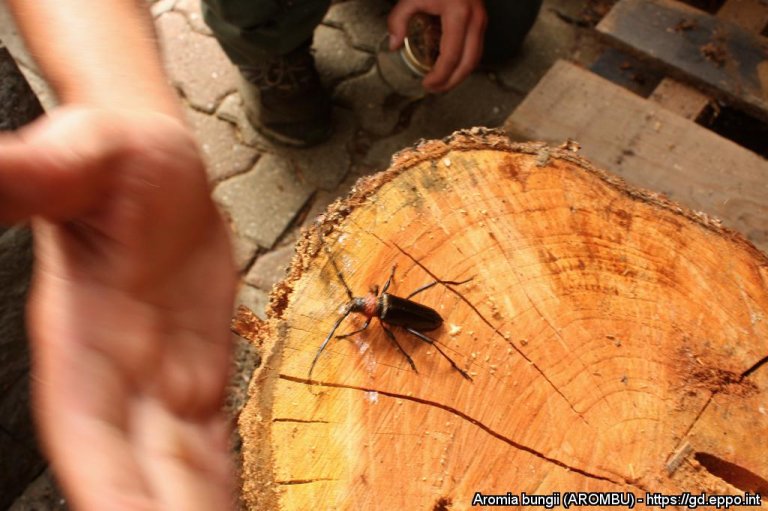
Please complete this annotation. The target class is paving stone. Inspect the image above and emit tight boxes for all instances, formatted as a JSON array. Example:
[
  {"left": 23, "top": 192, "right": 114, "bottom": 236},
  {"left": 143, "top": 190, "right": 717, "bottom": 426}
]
[
  {"left": 281, "top": 109, "right": 355, "bottom": 190},
  {"left": 301, "top": 190, "right": 337, "bottom": 229},
  {"left": 0, "top": 227, "right": 32, "bottom": 402},
  {"left": 156, "top": 11, "right": 236, "bottom": 112},
  {"left": 0, "top": 377, "right": 45, "bottom": 509},
  {"left": 217, "top": 93, "right": 355, "bottom": 190},
  {"left": 226, "top": 333, "right": 260, "bottom": 414},
  {"left": 7, "top": 468, "right": 66, "bottom": 511},
  {"left": 174, "top": 0, "right": 212, "bottom": 35},
  {"left": 236, "top": 284, "right": 270, "bottom": 320},
  {"left": 323, "top": 0, "right": 390, "bottom": 52},
  {"left": 495, "top": 5, "right": 602, "bottom": 94},
  {"left": 0, "top": 375, "right": 36, "bottom": 451},
  {"left": 185, "top": 107, "right": 259, "bottom": 182},
  {"left": 0, "top": 49, "right": 44, "bottom": 131},
  {"left": 334, "top": 66, "right": 410, "bottom": 136},
  {"left": 244, "top": 244, "right": 296, "bottom": 291},
  {"left": 313, "top": 24, "right": 374, "bottom": 88},
  {"left": 16, "top": 65, "right": 56, "bottom": 111},
  {"left": 300, "top": 177, "right": 359, "bottom": 229},
  {"left": 228, "top": 284, "right": 268, "bottom": 417},
  {"left": 230, "top": 232, "right": 260, "bottom": 273},
  {"left": 216, "top": 92, "right": 264, "bottom": 147},
  {"left": 0, "top": 226, "right": 39, "bottom": 510},
  {"left": 213, "top": 154, "right": 315, "bottom": 249},
  {"left": 364, "top": 72, "right": 524, "bottom": 169}
]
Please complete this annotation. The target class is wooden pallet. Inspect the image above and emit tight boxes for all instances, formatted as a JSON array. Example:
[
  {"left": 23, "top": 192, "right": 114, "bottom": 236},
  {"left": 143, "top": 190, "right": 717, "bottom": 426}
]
[
  {"left": 504, "top": 0, "right": 768, "bottom": 254},
  {"left": 597, "top": 0, "right": 768, "bottom": 122}
]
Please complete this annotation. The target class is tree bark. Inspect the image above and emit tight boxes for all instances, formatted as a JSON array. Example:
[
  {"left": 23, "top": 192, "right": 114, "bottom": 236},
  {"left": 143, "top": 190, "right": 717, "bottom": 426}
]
[{"left": 234, "top": 129, "right": 768, "bottom": 510}]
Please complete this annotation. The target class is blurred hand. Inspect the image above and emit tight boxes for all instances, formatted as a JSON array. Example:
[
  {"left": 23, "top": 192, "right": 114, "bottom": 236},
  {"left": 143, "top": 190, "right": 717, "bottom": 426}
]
[
  {"left": 388, "top": 0, "right": 487, "bottom": 93},
  {"left": 0, "top": 107, "right": 237, "bottom": 510}
]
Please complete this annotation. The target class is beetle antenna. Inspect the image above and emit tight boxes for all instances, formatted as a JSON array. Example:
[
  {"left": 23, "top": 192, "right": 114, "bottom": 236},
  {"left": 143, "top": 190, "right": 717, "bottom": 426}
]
[
  {"left": 308, "top": 304, "right": 352, "bottom": 382},
  {"left": 405, "top": 327, "right": 473, "bottom": 381},
  {"left": 319, "top": 231, "right": 355, "bottom": 301},
  {"left": 327, "top": 254, "right": 355, "bottom": 301}
]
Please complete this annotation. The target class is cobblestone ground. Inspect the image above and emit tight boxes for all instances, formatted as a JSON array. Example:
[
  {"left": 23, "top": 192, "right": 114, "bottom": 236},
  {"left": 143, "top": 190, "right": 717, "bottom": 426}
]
[
  {"left": 154, "top": 0, "right": 601, "bottom": 311},
  {"left": 2, "top": 0, "right": 603, "bottom": 507}
]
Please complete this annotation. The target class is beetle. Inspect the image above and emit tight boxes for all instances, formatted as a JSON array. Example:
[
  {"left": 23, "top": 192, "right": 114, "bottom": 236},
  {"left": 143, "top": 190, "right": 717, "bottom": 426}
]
[{"left": 308, "top": 255, "right": 473, "bottom": 382}]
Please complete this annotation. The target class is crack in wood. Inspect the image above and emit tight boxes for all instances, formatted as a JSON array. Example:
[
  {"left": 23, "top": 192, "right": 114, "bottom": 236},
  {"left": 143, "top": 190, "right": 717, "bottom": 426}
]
[
  {"left": 477, "top": 230, "right": 621, "bottom": 422},
  {"left": 742, "top": 354, "right": 768, "bottom": 379},
  {"left": 384, "top": 236, "right": 593, "bottom": 427},
  {"left": 279, "top": 374, "right": 636, "bottom": 489},
  {"left": 275, "top": 478, "right": 338, "bottom": 485},
  {"left": 272, "top": 417, "right": 330, "bottom": 424},
  {"left": 666, "top": 352, "right": 768, "bottom": 476},
  {"left": 671, "top": 389, "right": 718, "bottom": 469}
]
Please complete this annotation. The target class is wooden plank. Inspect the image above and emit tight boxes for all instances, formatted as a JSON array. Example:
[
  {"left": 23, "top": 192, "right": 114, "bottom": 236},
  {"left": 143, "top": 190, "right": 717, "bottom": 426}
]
[
  {"left": 647, "top": 0, "right": 767, "bottom": 122},
  {"left": 717, "top": 0, "right": 768, "bottom": 33},
  {"left": 649, "top": 77, "right": 710, "bottom": 119},
  {"left": 504, "top": 60, "right": 768, "bottom": 252},
  {"left": 597, "top": 0, "right": 768, "bottom": 123},
  {"left": 589, "top": 47, "right": 663, "bottom": 97}
]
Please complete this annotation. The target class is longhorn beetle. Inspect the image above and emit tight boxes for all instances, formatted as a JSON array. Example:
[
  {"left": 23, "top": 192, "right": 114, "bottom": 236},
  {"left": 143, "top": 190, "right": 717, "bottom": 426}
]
[{"left": 308, "top": 251, "right": 473, "bottom": 382}]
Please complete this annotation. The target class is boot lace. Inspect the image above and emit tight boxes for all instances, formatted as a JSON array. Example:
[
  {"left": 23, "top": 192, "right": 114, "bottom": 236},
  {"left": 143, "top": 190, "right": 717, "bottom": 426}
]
[{"left": 240, "top": 48, "right": 317, "bottom": 96}]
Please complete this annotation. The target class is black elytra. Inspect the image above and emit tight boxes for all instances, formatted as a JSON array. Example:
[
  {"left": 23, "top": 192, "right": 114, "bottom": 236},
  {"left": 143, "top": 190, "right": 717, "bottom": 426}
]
[{"left": 308, "top": 255, "right": 473, "bottom": 382}]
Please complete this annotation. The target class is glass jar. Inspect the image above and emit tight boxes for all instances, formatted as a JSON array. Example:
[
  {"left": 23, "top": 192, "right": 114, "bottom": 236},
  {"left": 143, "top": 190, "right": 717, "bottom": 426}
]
[{"left": 376, "top": 14, "right": 441, "bottom": 98}]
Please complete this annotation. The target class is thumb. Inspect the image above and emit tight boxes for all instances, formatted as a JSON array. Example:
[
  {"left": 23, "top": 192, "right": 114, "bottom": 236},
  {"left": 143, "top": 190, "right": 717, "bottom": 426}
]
[
  {"left": 387, "top": 1, "right": 423, "bottom": 50},
  {"left": 0, "top": 110, "right": 116, "bottom": 223}
]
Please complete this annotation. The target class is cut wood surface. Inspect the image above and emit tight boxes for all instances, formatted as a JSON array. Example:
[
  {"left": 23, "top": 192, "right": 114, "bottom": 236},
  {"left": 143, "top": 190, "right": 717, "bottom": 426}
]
[
  {"left": 505, "top": 60, "right": 768, "bottom": 253},
  {"left": 648, "top": 78, "right": 710, "bottom": 120},
  {"left": 235, "top": 130, "right": 768, "bottom": 510},
  {"left": 597, "top": 0, "right": 768, "bottom": 123}
]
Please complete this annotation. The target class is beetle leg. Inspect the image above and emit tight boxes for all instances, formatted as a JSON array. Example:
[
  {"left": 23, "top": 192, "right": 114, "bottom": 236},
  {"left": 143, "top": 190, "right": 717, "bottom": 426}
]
[
  {"left": 405, "top": 327, "right": 473, "bottom": 381},
  {"left": 380, "top": 265, "right": 397, "bottom": 294},
  {"left": 443, "top": 277, "right": 474, "bottom": 286},
  {"left": 405, "top": 277, "right": 473, "bottom": 300},
  {"left": 308, "top": 305, "right": 352, "bottom": 382},
  {"left": 381, "top": 324, "right": 418, "bottom": 373},
  {"left": 405, "top": 280, "right": 438, "bottom": 299},
  {"left": 335, "top": 318, "right": 371, "bottom": 339}
]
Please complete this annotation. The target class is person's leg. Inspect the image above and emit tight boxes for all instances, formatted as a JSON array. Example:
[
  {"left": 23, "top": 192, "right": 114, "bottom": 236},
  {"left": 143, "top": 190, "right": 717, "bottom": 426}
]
[
  {"left": 481, "top": 0, "right": 543, "bottom": 65},
  {"left": 202, "top": 0, "right": 330, "bottom": 67},
  {"left": 202, "top": 0, "right": 333, "bottom": 147}
]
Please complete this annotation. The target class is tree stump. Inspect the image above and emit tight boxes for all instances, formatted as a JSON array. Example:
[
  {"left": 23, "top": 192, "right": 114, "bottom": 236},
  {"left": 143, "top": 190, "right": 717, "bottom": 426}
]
[{"left": 234, "top": 130, "right": 768, "bottom": 510}]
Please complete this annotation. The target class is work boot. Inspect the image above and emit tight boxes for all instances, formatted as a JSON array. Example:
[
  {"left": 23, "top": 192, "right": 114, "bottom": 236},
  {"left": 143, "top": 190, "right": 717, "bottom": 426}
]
[{"left": 238, "top": 43, "right": 332, "bottom": 147}]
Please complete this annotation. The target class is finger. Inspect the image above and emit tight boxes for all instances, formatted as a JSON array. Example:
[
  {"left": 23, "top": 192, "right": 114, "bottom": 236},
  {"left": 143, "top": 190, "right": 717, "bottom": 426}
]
[
  {"left": 387, "top": 0, "right": 422, "bottom": 50},
  {"left": 0, "top": 111, "right": 116, "bottom": 223},
  {"left": 0, "top": 134, "right": 93, "bottom": 223},
  {"left": 33, "top": 343, "right": 157, "bottom": 511},
  {"left": 134, "top": 399, "right": 235, "bottom": 511},
  {"left": 422, "top": 9, "right": 468, "bottom": 92},
  {"left": 440, "top": 9, "right": 486, "bottom": 92}
]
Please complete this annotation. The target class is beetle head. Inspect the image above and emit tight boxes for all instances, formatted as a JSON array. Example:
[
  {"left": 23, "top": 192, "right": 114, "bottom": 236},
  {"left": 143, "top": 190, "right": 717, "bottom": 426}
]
[{"left": 349, "top": 297, "right": 367, "bottom": 313}]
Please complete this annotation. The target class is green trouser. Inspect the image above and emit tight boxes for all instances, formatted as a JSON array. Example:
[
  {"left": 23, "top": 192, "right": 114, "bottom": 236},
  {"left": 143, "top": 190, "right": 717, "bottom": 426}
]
[{"left": 202, "top": 0, "right": 543, "bottom": 68}]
